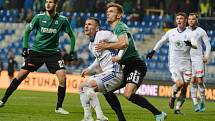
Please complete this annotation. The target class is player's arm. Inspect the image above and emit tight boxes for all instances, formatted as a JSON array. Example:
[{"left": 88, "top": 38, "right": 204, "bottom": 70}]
[
  {"left": 22, "top": 15, "right": 39, "bottom": 57},
  {"left": 64, "top": 18, "right": 77, "bottom": 60},
  {"left": 202, "top": 30, "right": 211, "bottom": 63},
  {"left": 95, "top": 33, "right": 129, "bottom": 51},
  {"left": 146, "top": 35, "right": 168, "bottom": 59},
  {"left": 81, "top": 59, "right": 99, "bottom": 77}
]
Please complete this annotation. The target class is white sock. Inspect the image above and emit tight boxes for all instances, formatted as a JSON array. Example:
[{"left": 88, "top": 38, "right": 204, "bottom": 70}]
[
  {"left": 80, "top": 91, "right": 92, "bottom": 118},
  {"left": 90, "top": 92, "right": 104, "bottom": 119},
  {"left": 190, "top": 83, "right": 198, "bottom": 105},
  {"left": 172, "top": 84, "right": 179, "bottom": 98},
  {"left": 198, "top": 83, "right": 205, "bottom": 103}
]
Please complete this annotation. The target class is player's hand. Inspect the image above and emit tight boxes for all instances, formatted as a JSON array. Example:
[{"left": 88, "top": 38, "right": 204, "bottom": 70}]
[
  {"left": 81, "top": 68, "right": 90, "bottom": 78},
  {"left": 184, "top": 40, "right": 192, "bottom": 46},
  {"left": 146, "top": 50, "right": 155, "bottom": 59},
  {"left": 203, "top": 56, "right": 209, "bottom": 63},
  {"left": 95, "top": 40, "right": 108, "bottom": 52},
  {"left": 21, "top": 48, "right": 29, "bottom": 58},
  {"left": 111, "top": 56, "right": 120, "bottom": 63},
  {"left": 68, "top": 51, "right": 78, "bottom": 61}
]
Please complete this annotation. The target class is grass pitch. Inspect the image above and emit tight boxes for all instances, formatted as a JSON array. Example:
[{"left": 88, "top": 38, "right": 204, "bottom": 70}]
[{"left": 0, "top": 89, "right": 215, "bottom": 121}]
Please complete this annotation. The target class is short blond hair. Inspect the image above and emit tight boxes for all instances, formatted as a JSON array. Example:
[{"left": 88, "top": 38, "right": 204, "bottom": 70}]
[{"left": 106, "top": 2, "right": 124, "bottom": 15}]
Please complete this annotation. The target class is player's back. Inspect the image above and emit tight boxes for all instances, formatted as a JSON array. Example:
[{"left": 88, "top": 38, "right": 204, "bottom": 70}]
[{"left": 88, "top": 30, "right": 121, "bottom": 73}]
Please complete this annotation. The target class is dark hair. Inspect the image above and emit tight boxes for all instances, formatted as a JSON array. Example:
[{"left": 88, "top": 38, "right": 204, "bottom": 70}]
[
  {"left": 106, "top": 2, "right": 124, "bottom": 15},
  {"left": 176, "top": 12, "right": 187, "bottom": 18},
  {"left": 46, "top": 0, "right": 58, "bottom": 4},
  {"left": 87, "top": 17, "right": 101, "bottom": 27},
  {"left": 189, "top": 13, "right": 198, "bottom": 19}
]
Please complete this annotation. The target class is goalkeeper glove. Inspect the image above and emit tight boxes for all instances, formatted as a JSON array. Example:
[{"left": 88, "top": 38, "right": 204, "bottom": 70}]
[
  {"left": 21, "top": 48, "right": 29, "bottom": 58},
  {"left": 184, "top": 40, "right": 192, "bottom": 46},
  {"left": 68, "top": 51, "right": 78, "bottom": 61},
  {"left": 146, "top": 50, "right": 155, "bottom": 59}
]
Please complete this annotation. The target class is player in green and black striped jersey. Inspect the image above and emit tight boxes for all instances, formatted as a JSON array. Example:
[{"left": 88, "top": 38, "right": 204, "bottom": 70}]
[
  {"left": 0, "top": 0, "right": 76, "bottom": 115},
  {"left": 95, "top": 2, "right": 167, "bottom": 121}
]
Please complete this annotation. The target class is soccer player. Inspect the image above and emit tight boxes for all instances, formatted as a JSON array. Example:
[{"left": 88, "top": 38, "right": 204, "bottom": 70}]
[
  {"left": 188, "top": 13, "right": 211, "bottom": 112},
  {"left": 146, "top": 12, "right": 197, "bottom": 114},
  {"left": 95, "top": 2, "right": 167, "bottom": 121},
  {"left": 79, "top": 17, "right": 124, "bottom": 121},
  {"left": 0, "top": 0, "right": 76, "bottom": 115}
]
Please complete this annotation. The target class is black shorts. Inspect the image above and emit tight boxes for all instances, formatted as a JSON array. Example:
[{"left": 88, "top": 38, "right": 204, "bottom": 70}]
[
  {"left": 122, "top": 58, "right": 147, "bottom": 88},
  {"left": 21, "top": 50, "right": 65, "bottom": 74}
]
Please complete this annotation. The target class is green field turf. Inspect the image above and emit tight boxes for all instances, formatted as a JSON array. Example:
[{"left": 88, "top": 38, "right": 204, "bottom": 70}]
[{"left": 0, "top": 89, "right": 214, "bottom": 121}]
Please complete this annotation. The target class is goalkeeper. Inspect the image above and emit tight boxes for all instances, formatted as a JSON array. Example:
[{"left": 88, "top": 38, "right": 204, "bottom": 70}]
[{"left": 0, "top": 0, "right": 76, "bottom": 115}]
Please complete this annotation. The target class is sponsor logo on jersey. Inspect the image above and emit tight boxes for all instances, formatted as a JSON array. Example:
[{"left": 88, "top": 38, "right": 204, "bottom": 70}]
[
  {"left": 41, "top": 27, "right": 57, "bottom": 33},
  {"left": 42, "top": 20, "right": 47, "bottom": 23},
  {"left": 175, "top": 41, "right": 183, "bottom": 48},
  {"left": 55, "top": 20, "right": 58, "bottom": 24}
]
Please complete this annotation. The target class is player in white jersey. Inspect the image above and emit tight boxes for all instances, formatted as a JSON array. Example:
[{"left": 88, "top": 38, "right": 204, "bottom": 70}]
[
  {"left": 188, "top": 13, "right": 211, "bottom": 112},
  {"left": 79, "top": 17, "right": 124, "bottom": 121},
  {"left": 146, "top": 12, "right": 197, "bottom": 114}
]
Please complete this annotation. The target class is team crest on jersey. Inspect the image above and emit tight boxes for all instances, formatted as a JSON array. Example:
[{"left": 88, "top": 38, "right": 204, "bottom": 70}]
[
  {"left": 55, "top": 20, "right": 58, "bottom": 24},
  {"left": 175, "top": 41, "right": 183, "bottom": 48}
]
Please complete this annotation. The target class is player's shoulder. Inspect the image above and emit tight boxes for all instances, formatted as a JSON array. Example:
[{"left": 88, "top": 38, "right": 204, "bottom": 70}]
[
  {"left": 97, "top": 30, "right": 113, "bottom": 35},
  {"left": 197, "top": 26, "right": 206, "bottom": 32},
  {"left": 36, "top": 12, "right": 46, "bottom": 17},
  {"left": 59, "top": 14, "right": 68, "bottom": 19}
]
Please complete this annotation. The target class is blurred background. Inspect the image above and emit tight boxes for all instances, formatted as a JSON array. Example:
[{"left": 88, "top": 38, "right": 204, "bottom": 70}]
[{"left": 0, "top": 0, "right": 215, "bottom": 84}]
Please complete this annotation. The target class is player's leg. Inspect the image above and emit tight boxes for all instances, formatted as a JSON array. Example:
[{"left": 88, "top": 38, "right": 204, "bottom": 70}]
[
  {"left": 46, "top": 52, "right": 69, "bottom": 114},
  {"left": 123, "top": 61, "right": 166, "bottom": 120},
  {"left": 80, "top": 76, "right": 108, "bottom": 120},
  {"left": 190, "top": 76, "right": 199, "bottom": 112},
  {"left": 79, "top": 82, "right": 94, "bottom": 121},
  {"left": 175, "top": 70, "right": 191, "bottom": 114},
  {"left": 0, "top": 69, "right": 30, "bottom": 107},
  {"left": 197, "top": 77, "right": 206, "bottom": 112},
  {"left": 104, "top": 92, "right": 126, "bottom": 121},
  {"left": 0, "top": 51, "right": 41, "bottom": 107},
  {"left": 169, "top": 70, "right": 183, "bottom": 109},
  {"left": 55, "top": 69, "right": 69, "bottom": 114}
]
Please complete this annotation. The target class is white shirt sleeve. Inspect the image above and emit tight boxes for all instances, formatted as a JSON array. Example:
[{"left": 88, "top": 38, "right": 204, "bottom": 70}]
[
  {"left": 102, "top": 31, "right": 118, "bottom": 42},
  {"left": 202, "top": 30, "right": 211, "bottom": 57},
  {"left": 87, "top": 59, "right": 99, "bottom": 70},
  {"left": 153, "top": 33, "right": 169, "bottom": 51}
]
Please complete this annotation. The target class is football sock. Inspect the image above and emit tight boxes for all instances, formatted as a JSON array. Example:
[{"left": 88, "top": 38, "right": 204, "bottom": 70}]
[
  {"left": 89, "top": 90, "right": 104, "bottom": 119},
  {"left": 80, "top": 91, "right": 92, "bottom": 117},
  {"left": 190, "top": 82, "right": 198, "bottom": 105},
  {"left": 172, "top": 84, "right": 179, "bottom": 98},
  {"left": 128, "top": 94, "right": 161, "bottom": 115},
  {"left": 56, "top": 86, "right": 66, "bottom": 110},
  {"left": 104, "top": 93, "right": 126, "bottom": 121},
  {"left": 176, "top": 86, "right": 187, "bottom": 110},
  {"left": 198, "top": 83, "right": 205, "bottom": 103},
  {"left": 1, "top": 78, "right": 21, "bottom": 103}
]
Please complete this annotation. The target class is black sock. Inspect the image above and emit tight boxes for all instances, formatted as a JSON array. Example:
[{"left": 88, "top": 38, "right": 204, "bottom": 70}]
[
  {"left": 128, "top": 94, "right": 161, "bottom": 115},
  {"left": 56, "top": 86, "right": 66, "bottom": 110},
  {"left": 1, "top": 78, "right": 21, "bottom": 103},
  {"left": 104, "top": 93, "right": 126, "bottom": 121}
]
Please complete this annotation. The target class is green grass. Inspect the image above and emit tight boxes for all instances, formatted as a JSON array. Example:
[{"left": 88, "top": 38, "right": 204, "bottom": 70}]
[{"left": 0, "top": 89, "right": 215, "bottom": 121}]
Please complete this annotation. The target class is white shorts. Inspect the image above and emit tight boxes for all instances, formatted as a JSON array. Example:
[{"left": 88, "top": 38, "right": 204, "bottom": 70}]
[
  {"left": 170, "top": 68, "right": 192, "bottom": 83},
  {"left": 87, "top": 71, "right": 123, "bottom": 94},
  {"left": 192, "top": 61, "right": 205, "bottom": 77}
]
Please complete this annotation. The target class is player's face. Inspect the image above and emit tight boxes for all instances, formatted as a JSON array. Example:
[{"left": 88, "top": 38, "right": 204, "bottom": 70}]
[
  {"left": 106, "top": 7, "right": 121, "bottom": 23},
  {"left": 45, "top": 0, "right": 56, "bottom": 12},
  {"left": 188, "top": 15, "right": 197, "bottom": 28},
  {"left": 84, "top": 20, "right": 98, "bottom": 36},
  {"left": 176, "top": 15, "right": 187, "bottom": 28}
]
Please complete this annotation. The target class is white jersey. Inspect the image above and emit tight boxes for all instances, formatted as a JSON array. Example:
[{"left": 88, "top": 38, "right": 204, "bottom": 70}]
[
  {"left": 188, "top": 27, "right": 211, "bottom": 61},
  {"left": 88, "top": 30, "right": 120, "bottom": 73},
  {"left": 153, "top": 28, "right": 193, "bottom": 70}
]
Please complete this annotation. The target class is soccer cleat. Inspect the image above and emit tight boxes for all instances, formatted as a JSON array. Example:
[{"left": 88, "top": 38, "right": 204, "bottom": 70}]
[
  {"left": 174, "top": 110, "right": 183, "bottom": 115},
  {"left": 81, "top": 116, "right": 94, "bottom": 121},
  {"left": 169, "top": 97, "right": 176, "bottom": 109},
  {"left": 55, "top": 108, "right": 69, "bottom": 115},
  {"left": 0, "top": 100, "right": 5, "bottom": 107},
  {"left": 96, "top": 115, "right": 109, "bottom": 121},
  {"left": 199, "top": 102, "right": 206, "bottom": 112},
  {"left": 155, "top": 112, "right": 167, "bottom": 121},
  {"left": 194, "top": 104, "right": 200, "bottom": 112}
]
